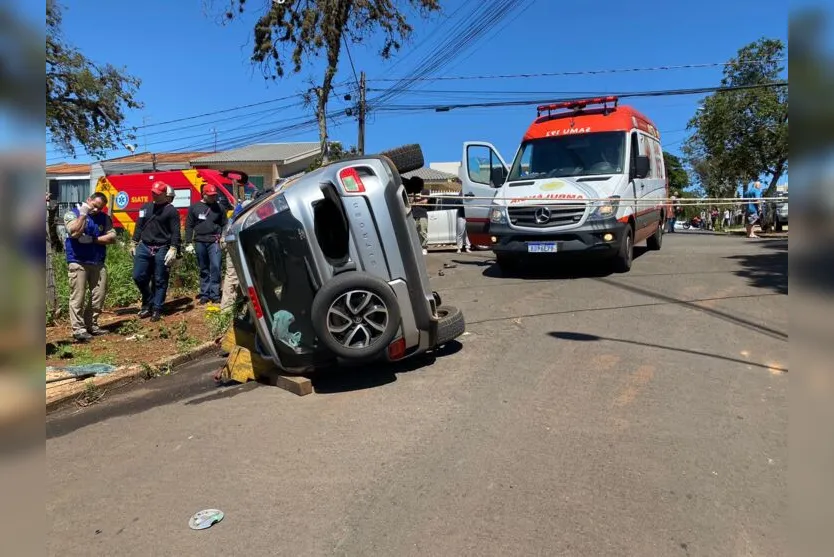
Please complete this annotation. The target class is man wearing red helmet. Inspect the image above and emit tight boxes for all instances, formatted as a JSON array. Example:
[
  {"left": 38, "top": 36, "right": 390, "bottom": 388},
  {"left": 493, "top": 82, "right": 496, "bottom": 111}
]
[
  {"left": 131, "top": 180, "right": 181, "bottom": 321},
  {"left": 184, "top": 184, "right": 228, "bottom": 304}
]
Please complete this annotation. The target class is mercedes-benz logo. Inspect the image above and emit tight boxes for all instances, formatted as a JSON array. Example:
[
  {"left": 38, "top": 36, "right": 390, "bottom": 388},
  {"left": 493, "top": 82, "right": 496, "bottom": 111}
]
[{"left": 534, "top": 207, "right": 551, "bottom": 224}]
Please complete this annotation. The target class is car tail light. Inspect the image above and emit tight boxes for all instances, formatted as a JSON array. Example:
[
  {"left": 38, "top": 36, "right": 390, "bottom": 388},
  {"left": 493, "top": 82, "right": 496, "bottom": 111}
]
[
  {"left": 256, "top": 201, "right": 277, "bottom": 220},
  {"left": 338, "top": 167, "right": 366, "bottom": 194},
  {"left": 387, "top": 337, "right": 406, "bottom": 361},
  {"left": 247, "top": 286, "right": 264, "bottom": 320}
]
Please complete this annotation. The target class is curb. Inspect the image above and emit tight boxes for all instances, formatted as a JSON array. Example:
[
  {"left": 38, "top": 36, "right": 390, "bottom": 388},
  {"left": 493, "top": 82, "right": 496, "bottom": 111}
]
[{"left": 46, "top": 340, "right": 220, "bottom": 414}]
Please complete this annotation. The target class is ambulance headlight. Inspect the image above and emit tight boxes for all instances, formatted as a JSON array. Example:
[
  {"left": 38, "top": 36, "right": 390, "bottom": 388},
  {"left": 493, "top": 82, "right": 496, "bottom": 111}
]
[
  {"left": 590, "top": 196, "right": 620, "bottom": 219},
  {"left": 489, "top": 207, "right": 507, "bottom": 225}
]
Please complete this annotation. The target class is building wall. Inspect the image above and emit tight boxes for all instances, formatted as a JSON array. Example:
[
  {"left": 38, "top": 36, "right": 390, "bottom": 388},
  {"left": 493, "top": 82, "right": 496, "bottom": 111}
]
[{"left": 430, "top": 162, "right": 461, "bottom": 176}]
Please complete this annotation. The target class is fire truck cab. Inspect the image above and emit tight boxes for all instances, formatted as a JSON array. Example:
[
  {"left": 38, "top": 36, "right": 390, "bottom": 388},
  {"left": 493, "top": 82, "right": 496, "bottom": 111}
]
[
  {"left": 460, "top": 96, "right": 667, "bottom": 273},
  {"left": 95, "top": 168, "right": 257, "bottom": 236}
]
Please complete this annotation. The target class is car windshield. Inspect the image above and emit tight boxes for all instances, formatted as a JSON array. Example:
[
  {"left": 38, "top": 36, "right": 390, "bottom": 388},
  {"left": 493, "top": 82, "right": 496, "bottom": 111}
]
[
  {"left": 239, "top": 210, "right": 317, "bottom": 355},
  {"left": 508, "top": 131, "right": 627, "bottom": 181}
]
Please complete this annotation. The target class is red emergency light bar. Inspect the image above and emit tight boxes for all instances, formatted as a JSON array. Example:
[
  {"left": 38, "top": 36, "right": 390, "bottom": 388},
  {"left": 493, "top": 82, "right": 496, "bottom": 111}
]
[{"left": 537, "top": 96, "right": 619, "bottom": 117}]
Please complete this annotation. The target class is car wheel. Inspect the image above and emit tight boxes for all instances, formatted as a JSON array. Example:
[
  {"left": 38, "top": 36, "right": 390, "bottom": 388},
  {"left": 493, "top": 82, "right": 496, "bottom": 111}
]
[
  {"left": 613, "top": 226, "right": 634, "bottom": 273},
  {"left": 380, "top": 144, "right": 425, "bottom": 174},
  {"left": 436, "top": 305, "right": 465, "bottom": 346},
  {"left": 311, "top": 272, "right": 401, "bottom": 361},
  {"left": 646, "top": 218, "right": 663, "bottom": 251}
]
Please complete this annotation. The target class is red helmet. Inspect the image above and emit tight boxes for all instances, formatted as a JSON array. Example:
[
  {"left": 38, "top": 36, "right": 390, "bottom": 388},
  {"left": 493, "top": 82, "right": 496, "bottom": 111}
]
[
  {"left": 203, "top": 184, "right": 218, "bottom": 196},
  {"left": 151, "top": 181, "right": 168, "bottom": 195}
]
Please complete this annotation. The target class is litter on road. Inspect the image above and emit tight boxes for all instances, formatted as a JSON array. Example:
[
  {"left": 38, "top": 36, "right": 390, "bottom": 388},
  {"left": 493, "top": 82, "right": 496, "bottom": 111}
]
[{"left": 189, "top": 509, "right": 224, "bottom": 531}]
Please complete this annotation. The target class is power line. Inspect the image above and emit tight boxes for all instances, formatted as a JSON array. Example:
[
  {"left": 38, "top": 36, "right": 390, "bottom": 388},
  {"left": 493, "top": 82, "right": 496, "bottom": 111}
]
[
  {"left": 373, "top": 82, "right": 788, "bottom": 112},
  {"left": 367, "top": 59, "right": 789, "bottom": 82}
]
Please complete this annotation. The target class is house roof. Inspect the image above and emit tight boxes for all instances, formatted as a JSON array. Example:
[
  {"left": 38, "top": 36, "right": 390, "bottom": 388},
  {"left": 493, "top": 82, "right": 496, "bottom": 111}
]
[
  {"left": 401, "top": 167, "right": 460, "bottom": 182},
  {"left": 190, "top": 142, "right": 321, "bottom": 164},
  {"left": 47, "top": 162, "right": 92, "bottom": 175},
  {"left": 104, "top": 151, "right": 212, "bottom": 164}
]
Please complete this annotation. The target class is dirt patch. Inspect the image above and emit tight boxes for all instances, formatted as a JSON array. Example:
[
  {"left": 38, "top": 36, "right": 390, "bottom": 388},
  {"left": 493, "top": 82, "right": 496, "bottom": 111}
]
[{"left": 46, "top": 296, "right": 223, "bottom": 371}]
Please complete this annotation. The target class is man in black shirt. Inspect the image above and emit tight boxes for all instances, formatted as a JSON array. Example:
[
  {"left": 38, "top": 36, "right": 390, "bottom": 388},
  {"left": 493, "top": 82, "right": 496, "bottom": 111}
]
[
  {"left": 131, "top": 181, "right": 181, "bottom": 321},
  {"left": 184, "top": 184, "right": 228, "bottom": 304}
]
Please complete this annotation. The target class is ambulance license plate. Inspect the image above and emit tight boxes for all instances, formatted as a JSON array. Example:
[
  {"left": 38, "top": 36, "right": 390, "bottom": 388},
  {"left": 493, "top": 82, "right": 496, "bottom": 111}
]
[{"left": 527, "top": 242, "right": 558, "bottom": 253}]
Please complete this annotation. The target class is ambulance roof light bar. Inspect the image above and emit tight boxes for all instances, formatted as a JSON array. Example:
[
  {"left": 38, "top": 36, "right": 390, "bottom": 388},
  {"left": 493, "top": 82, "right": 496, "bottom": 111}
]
[{"left": 537, "top": 96, "right": 619, "bottom": 117}]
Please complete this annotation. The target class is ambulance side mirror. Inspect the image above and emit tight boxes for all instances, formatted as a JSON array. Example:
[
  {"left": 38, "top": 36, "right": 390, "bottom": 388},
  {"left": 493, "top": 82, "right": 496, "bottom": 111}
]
[{"left": 633, "top": 155, "right": 650, "bottom": 180}]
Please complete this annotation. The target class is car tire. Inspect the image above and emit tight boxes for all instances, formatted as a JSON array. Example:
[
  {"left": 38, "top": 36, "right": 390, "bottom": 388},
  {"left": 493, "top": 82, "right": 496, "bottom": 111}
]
[
  {"left": 380, "top": 144, "right": 425, "bottom": 174},
  {"left": 436, "top": 305, "right": 465, "bottom": 346},
  {"left": 310, "top": 272, "right": 401, "bottom": 361},
  {"left": 646, "top": 217, "right": 663, "bottom": 251},
  {"left": 613, "top": 226, "right": 634, "bottom": 273}
]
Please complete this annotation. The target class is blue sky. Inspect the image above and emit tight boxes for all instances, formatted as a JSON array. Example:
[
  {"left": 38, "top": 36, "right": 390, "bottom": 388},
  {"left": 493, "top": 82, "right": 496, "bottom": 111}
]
[{"left": 45, "top": 0, "right": 788, "bottom": 177}]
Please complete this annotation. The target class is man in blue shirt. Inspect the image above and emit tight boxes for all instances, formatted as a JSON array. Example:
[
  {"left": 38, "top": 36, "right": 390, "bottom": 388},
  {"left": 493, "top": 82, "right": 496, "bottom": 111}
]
[
  {"left": 743, "top": 181, "right": 763, "bottom": 238},
  {"left": 63, "top": 192, "right": 117, "bottom": 342}
]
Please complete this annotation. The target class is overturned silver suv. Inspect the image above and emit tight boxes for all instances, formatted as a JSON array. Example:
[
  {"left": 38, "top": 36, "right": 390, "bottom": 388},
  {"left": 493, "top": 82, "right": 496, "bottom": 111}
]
[{"left": 224, "top": 145, "right": 465, "bottom": 373}]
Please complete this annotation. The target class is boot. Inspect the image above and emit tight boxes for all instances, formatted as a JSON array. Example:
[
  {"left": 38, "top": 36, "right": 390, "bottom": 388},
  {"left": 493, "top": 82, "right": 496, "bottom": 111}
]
[
  {"left": 138, "top": 306, "right": 152, "bottom": 319},
  {"left": 150, "top": 309, "right": 162, "bottom": 323}
]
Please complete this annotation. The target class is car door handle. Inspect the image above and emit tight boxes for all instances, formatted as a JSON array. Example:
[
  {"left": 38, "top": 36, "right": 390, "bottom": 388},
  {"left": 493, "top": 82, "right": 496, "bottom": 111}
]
[{"left": 465, "top": 193, "right": 475, "bottom": 197}]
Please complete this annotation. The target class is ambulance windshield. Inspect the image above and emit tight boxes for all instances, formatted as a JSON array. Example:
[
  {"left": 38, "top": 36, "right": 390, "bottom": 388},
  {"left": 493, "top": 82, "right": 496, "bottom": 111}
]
[{"left": 508, "top": 131, "right": 626, "bottom": 181}]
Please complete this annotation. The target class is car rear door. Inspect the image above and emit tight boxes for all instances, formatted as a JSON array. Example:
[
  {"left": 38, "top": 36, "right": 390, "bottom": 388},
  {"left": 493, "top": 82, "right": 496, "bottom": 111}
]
[{"left": 460, "top": 142, "right": 508, "bottom": 245}]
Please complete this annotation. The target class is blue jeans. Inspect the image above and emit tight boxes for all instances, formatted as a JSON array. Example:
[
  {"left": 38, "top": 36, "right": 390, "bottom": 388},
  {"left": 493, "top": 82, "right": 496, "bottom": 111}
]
[
  {"left": 132, "top": 243, "right": 171, "bottom": 312},
  {"left": 195, "top": 241, "right": 222, "bottom": 301}
]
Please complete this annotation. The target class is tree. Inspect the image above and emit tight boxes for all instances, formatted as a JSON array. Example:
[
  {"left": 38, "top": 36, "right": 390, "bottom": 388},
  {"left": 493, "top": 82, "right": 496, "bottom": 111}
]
[
  {"left": 308, "top": 142, "right": 359, "bottom": 171},
  {"left": 684, "top": 38, "right": 788, "bottom": 198},
  {"left": 46, "top": 0, "right": 143, "bottom": 158},
  {"left": 663, "top": 151, "right": 690, "bottom": 194},
  {"left": 226, "top": 0, "right": 441, "bottom": 164}
]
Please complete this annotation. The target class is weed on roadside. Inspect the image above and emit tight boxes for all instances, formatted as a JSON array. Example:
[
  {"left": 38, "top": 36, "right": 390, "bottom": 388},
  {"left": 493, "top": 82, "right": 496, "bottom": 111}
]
[
  {"left": 174, "top": 321, "right": 199, "bottom": 352},
  {"left": 76, "top": 379, "right": 105, "bottom": 407},
  {"left": 205, "top": 307, "right": 234, "bottom": 338},
  {"left": 117, "top": 319, "right": 144, "bottom": 336},
  {"left": 158, "top": 325, "right": 171, "bottom": 339},
  {"left": 140, "top": 361, "right": 173, "bottom": 379}
]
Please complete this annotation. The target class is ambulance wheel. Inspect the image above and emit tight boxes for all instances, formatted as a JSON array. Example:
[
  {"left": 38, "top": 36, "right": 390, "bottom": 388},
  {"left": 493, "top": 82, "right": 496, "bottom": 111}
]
[
  {"left": 436, "top": 305, "right": 465, "bottom": 346},
  {"left": 380, "top": 144, "right": 425, "bottom": 174},
  {"left": 646, "top": 217, "right": 663, "bottom": 251},
  {"left": 311, "top": 272, "right": 401, "bottom": 361},
  {"left": 613, "top": 226, "right": 634, "bottom": 273}
]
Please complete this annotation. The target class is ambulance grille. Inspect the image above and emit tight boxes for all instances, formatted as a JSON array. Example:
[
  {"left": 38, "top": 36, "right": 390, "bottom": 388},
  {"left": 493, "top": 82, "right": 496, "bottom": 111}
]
[{"left": 508, "top": 203, "right": 587, "bottom": 227}]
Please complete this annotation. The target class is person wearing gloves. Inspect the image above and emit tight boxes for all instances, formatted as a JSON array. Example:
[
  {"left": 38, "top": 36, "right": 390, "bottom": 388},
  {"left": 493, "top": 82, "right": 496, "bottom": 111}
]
[
  {"left": 184, "top": 184, "right": 228, "bottom": 304},
  {"left": 63, "top": 193, "right": 117, "bottom": 341},
  {"left": 131, "top": 181, "right": 181, "bottom": 322}
]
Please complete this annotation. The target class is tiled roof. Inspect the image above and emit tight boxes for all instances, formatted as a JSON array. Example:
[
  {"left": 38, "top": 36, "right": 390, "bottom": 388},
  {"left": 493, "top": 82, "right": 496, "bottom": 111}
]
[
  {"left": 401, "top": 167, "right": 460, "bottom": 182},
  {"left": 104, "top": 151, "right": 212, "bottom": 164},
  {"left": 46, "top": 162, "right": 92, "bottom": 175},
  {"left": 190, "top": 143, "right": 321, "bottom": 164}
]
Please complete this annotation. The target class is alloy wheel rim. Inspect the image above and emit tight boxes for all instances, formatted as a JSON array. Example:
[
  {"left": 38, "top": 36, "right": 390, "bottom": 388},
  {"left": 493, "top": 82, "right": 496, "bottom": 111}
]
[{"left": 326, "top": 290, "right": 389, "bottom": 348}]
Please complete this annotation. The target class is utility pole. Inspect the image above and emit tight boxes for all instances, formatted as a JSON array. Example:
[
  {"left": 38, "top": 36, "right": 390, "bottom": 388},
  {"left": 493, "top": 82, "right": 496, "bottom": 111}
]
[{"left": 358, "top": 71, "right": 366, "bottom": 155}]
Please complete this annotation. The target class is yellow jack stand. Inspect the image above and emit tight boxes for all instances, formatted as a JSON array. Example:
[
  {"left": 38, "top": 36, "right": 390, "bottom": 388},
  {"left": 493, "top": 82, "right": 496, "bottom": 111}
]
[{"left": 218, "top": 319, "right": 313, "bottom": 396}]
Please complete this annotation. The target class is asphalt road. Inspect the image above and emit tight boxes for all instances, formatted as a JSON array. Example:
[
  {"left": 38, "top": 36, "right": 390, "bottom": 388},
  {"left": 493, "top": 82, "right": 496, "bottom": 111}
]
[{"left": 47, "top": 234, "right": 788, "bottom": 557}]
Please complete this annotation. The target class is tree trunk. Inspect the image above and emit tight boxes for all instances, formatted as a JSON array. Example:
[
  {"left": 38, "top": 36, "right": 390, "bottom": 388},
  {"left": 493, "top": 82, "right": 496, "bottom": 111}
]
[{"left": 765, "top": 159, "right": 787, "bottom": 197}]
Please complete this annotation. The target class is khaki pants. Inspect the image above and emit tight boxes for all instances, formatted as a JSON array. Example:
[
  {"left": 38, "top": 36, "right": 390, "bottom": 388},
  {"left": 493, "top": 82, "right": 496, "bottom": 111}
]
[
  {"left": 220, "top": 251, "right": 240, "bottom": 311},
  {"left": 68, "top": 262, "right": 107, "bottom": 334},
  {"left": 415, "top": 217, "right": 428, "bottom": 248}
]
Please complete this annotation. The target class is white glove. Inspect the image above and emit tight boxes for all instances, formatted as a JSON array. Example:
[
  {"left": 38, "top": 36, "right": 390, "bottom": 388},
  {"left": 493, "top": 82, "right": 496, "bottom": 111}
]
[
  {"left": 77, "top": 202, "right": 92, "bottom": 216},
  {"left": 164, "top": 247, "right": 177, "bottom": 266},
  {"left": 185, "top": 244, "right": 195, "bottom": 254}
]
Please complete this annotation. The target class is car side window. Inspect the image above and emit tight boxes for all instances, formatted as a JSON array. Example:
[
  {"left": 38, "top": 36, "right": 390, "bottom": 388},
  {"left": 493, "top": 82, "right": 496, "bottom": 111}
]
[{"left": 467, "top": 145, "right": 505, "bottom": 188}]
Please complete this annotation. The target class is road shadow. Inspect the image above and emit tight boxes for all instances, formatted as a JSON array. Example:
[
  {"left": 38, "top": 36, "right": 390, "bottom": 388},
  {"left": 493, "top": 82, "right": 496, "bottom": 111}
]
[
  {"left": 468, "top": 247, "right": 649, "bottom": 280},
  {"left": 725, "top": 241, "right": 788, "bottom": 295},
  {"left": 594, "top": 277, "right": 788, "bottom": 341},
  {"left": 312, "top": 341, "right": 463, "bottom": 394},
  {"left": 47, "top": 355, "right": 228, "bottom": 439},
  {"left": 110, "top": 296, "right": 195, "bottom": 317},
  {"left": 547, "top": 331, "right": 787, "bottom": 372}
]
